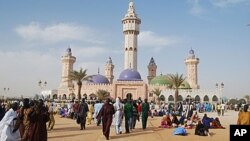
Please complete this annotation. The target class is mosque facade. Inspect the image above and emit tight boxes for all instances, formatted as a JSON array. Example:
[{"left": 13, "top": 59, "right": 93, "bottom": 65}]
[{"left": 56, "top": 1, "right": 220, "bottom": 104}]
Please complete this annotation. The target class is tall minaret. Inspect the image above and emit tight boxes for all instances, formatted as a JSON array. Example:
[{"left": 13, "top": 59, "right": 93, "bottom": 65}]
[
  {"left": 147, "top": 57, "right": 157, "bottom": 83},
  {"left": 122, "top": 1, "right": 141, "bottom": 71},
  {"left": 105, "top": 57, "right": 114, "bottom": 84},
  {"left": 185, "top": 49, "right": 199, "bottom": 89},
  {"left": 59, "top": 48, "right": 76, "bottom": 89}
]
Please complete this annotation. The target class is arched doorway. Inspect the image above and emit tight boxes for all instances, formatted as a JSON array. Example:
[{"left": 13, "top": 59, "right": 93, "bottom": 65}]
[
  {"left": 159, "top": 95, "right": 165, "bottom": 102},
  {"left": 195, "top": 95, "right": 200, "bottom": 102},
  {"left": 89, "top": 93, "right": 97, "bottom": 100},
  {"left": 168, "top": 95, "right": 174, "bottom": 102},
  {"left": 53, "top": 94, "right": 57, "bottom": 99},
  {"left": 203, "top": 95, "right": 209, "bottom": 102},
  {"left": 62, "top": 94, "right": 67, "bottom": 100},
  {"left": 212, "top": 95, "right": 218, "bottom": 102},
  {"left": 126, "top": 93, "right": 132, "bottom": 100}
]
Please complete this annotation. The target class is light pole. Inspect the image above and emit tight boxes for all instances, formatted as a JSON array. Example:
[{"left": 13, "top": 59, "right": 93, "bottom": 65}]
[
  {"left": 3, "top": 87, "right": 10, "bottom": 101},
  {"left": 216, "top": 82, "right": 224, "bottom": 104},
  {"left": 38, "top": 80, "right": 47, "bottom": 98}
]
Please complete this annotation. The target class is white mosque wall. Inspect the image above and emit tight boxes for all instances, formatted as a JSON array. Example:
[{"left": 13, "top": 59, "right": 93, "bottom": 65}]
[{"left": 160, "top": 89, "right": 221, "bottom": 104}]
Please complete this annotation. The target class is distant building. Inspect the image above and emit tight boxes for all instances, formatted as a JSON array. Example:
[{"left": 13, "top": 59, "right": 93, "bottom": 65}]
[{"left": 56, "top": 1, "right": 220, "bottom": 104}]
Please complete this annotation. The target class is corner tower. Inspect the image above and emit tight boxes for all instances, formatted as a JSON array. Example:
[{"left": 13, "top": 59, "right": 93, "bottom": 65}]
[
  {"left": 59, "top": 48, "right": 76, "bottom": 89},
  {"left": 185, "top": 49, "right": 199, "bottom": 89},
  {"left": 105, "top": 57, "right": 114, "bottom": 84},
  {"left": 147, "top": 57, "right": 157, "bottom": 83},
  {"left": 122, "top": 1, "right": 141, "bottom": 71}
]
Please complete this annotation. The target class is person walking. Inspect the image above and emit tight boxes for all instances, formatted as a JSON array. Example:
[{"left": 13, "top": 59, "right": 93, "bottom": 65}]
[
  {"left": 28, "top": 99, "right": 50, "bottom": 141},
  {"left": 78, "top": 98, "right": 89, "bottom": 130},
  {"left": 0, "top": 102, "right": 21, "bottom": 141},
  {"left": 131, "top": 100, "right": 139, "bottom": 129},
  {"left": 12, "top": 98, "right": 32, "bottom": 141},
  {"left": 124, "top": 99, "right": 133, "bottom": 133},
  {"left": 97, "top": 98, "right": 115, "bottom": 140},
  {"left": 93, "top": 100, "right": 104, "bottom": 126},
  {"left": 113, "top": 97, "right": 124, "bottom": 134},
  {"left": 48, "top": 102, "right": 55, "bottom": 131},
  {"left": 86, "top": 101, "right": 94, "bottom": 125},
  {"left": 141, "top": 99, "right": 150, "bottom": 130}
]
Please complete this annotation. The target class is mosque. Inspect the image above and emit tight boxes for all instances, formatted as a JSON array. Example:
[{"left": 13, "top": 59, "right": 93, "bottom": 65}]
[{"left": 56, "top": 1, "right": 221, "bottom": 104}]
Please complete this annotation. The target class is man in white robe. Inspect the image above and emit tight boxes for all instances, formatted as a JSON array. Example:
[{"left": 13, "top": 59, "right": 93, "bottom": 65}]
[
  {"left": 113, "top": 98, "right": 124, "bottom": 134},
  {"left": 93, "top": 100, "right": 104, "bottom": 126},
  {"left": 0, "top": 102, "right": 21, "bottom": 141}
]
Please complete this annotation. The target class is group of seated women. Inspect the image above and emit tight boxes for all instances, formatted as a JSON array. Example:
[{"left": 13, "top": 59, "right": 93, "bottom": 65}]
[{"left": 159, "top": 113, "right": 225, "bottom": 136}]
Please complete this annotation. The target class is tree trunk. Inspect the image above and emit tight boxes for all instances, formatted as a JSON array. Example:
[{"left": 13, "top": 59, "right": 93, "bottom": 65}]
[
  {"left": 174, "top": 89, "right": 179, "bottom": 108},
  {"left": 77, "top": 83, "right": 82, "bottom": 102}
]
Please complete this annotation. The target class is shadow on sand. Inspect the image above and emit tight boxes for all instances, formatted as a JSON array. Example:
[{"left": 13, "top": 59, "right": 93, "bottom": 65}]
[{"left": 110, "top": 127, "right": 162, "bottom": 140}]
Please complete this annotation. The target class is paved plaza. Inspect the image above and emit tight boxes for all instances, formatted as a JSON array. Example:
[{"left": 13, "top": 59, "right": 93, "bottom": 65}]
[{"left": 48, "top": 110, "right": 238, "bottom": 141}]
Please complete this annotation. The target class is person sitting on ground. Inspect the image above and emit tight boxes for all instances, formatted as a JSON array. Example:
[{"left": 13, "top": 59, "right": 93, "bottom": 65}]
[
  {"left": 179, "top": 114, "right": 186, "bottom": 125},
  {"left": 172, "top": 114, "right": 179, "bottom": 127},
  {"left": 184, "top": 117, "right": 194, "bottom": 129},
  {"left": 211, "top": 117, "right": 225, "bottom": 129},
  {"left": 173, "top": 123, "right": 187, "bottom": 136},
  {"left": 195, "top": 120, "right": 210, "bottom": 136},
  {"left": 191, "top": 111, "right": 200, "bottom": 123},
  {"left": 159, "top": 115, "right": 172, "bottom": 128},
  {"left": 202, "top": 114, "right": 213, "bottom": 128}
]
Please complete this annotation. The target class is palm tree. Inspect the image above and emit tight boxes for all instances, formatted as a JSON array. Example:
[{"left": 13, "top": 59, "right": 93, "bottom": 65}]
[
  {"left": 96, "top": 89, "right": 110, "bottom": 102},
  {"left": 70, "top": 68, "right": 89, "bottom": 102},
  {"left": 152, "top": 88, "right": 162, "bottom": 104},
  {"left": 167, "top": 73, "right": 186, "bottom": 106}
]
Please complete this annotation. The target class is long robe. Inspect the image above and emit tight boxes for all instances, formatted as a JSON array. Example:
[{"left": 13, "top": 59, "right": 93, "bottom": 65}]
[
  {"left": 141, "top": 102, "right": 150, "bottom": 129},
  {"left": 237, "top": 111, "right": 250, "bottom": 125},
  {"left": 86, "top": 104, "right": 94, "bottom": 125},
  {"left": 113, "top": 98, "right": 123, "bottom": 134},
  {"left": 78, "top": 102, "right": 89, "bottom": 129},
  {"left": 97, "top": 102, "right": 115, "bottom": 140},
  {"left": 29, "top": 106, "right": 49, "bottom": 141},
  {"left": 0, "top": 108, "right": 21, "bottom": 141}
]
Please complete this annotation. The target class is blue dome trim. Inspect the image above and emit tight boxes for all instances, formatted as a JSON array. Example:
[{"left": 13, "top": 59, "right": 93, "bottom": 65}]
[
  {"left": 88, "top": 74, "right": 110, "bottom": 84},
  {"left": 117, "top": 69, "right": 142, "bottom": 81}
]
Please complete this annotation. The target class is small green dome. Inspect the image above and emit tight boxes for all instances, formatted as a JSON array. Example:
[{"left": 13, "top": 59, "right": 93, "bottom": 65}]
[
  {"left": 179, "top": 81, "right": 191, "bottom": 89},
  {"left": 150, "top": 75, "right": 172, "bottom": 86}
]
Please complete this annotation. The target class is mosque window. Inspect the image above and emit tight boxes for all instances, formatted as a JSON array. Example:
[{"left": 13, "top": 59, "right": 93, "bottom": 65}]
[
  {"left": 129, "top": 47, "right": 133, "bottom": 51},
  {"left": 134, "top": 48, "right": 137, "bottom": 51}
]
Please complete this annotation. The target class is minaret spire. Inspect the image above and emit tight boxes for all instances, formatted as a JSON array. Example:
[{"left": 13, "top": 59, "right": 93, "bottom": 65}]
[{"left": 123, "top": 1, "right": 141, "bottom": 71}]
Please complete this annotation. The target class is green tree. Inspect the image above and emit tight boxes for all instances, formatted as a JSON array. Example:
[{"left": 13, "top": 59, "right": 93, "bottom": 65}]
[
  {"left": 152, "top": 88, "right": 162, "bottom": 104},
  {"left": 96, "top": 89, "right": 110, "bottom": 102},
  {"left": 70, "top": 68, "right": 89, "bottom": 102},
  {"left": 167, "top": 73, "right": 186, "bottom": 106}
]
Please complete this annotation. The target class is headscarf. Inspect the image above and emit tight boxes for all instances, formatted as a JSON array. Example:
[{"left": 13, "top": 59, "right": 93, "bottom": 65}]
[{"left": 115, "top": 98, "right": 121, "bottom": 110}]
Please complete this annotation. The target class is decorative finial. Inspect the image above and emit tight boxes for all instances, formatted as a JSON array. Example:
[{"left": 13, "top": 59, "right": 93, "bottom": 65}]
[
  {"left": 98, "top": 67, "right": 100, "bottom": 74},
  {"left": 189, "top": 47, "right": 194, "bottom": 55}
]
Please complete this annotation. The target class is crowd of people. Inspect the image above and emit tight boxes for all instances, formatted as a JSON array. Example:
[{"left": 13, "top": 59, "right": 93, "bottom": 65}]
[{"left": 0, "top": 97, "right": 249, "bottom": 140}]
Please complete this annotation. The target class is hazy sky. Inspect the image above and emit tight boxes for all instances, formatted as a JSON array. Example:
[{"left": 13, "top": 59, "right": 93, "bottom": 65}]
[{"left": 0, "top": 0, "right": 249, "bottom": 99}]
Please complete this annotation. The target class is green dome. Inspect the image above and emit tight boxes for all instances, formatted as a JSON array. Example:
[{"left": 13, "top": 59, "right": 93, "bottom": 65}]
[
  {"left": 179, "top": 81, "right": 191, "bottom": 89},
  {"left": 150, "top": 75, "right": 172, "bottom": 86}
]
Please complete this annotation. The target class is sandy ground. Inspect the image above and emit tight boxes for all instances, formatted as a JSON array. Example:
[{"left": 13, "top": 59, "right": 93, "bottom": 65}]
[{"left": 48, "top": 110, "right": 238, "bottom": 141}]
